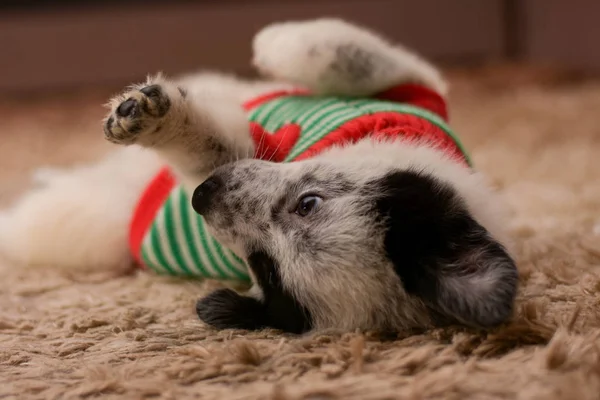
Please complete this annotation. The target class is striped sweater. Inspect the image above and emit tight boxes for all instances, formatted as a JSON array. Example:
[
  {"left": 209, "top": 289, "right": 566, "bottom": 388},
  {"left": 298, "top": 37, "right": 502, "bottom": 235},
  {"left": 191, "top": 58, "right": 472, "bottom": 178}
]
[{"left": 129, "top": 84, "right": 471, "bottom": 280}]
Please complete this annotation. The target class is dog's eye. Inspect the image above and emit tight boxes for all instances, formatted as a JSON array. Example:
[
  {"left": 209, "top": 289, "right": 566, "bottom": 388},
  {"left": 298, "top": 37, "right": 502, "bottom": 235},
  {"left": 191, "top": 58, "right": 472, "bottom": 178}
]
[{"left": 295, "top": 195, "right": 323, "bottom": 217}]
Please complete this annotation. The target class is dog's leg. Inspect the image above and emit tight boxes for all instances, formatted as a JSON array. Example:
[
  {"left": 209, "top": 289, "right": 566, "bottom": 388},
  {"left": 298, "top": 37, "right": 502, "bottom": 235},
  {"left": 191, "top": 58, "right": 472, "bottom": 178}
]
[
  {"left": 252, "top": 18, "right": 447, "bottom": 96},
  {"left": 0, "top": 146, "right": 162, "bottom": 272},
  {"left": 103, "top": 74, "right": 250, "bottom": 193},
  {"left": 0, "top": 72, "right": 287, "bottom": 272},
  {"left": 103, "top": 73, "right": 293, "bottom": 193},
  {"left": 175, "top": 70, "right": 297, "bottom": 105}
]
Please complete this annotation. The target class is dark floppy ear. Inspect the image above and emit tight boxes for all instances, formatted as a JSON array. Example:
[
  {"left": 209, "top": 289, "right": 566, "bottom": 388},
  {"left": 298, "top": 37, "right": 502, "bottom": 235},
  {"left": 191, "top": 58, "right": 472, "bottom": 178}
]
[
  {"left": 374, "top": 170, "right": 519, "bottom": 328},
  {"left": 196, "top": 289, "right": 266, "bottom": 330}
]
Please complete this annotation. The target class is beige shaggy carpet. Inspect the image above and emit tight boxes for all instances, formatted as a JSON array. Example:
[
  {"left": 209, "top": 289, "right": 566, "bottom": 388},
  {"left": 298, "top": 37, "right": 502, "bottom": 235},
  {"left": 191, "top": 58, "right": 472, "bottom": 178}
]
[{"left": 1, "top": 66, "right": 600, "bottom": 400}]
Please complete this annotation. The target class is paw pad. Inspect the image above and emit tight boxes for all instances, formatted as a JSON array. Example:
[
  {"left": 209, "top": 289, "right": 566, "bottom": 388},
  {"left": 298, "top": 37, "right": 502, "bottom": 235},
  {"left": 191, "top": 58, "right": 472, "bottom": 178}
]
[
  {"left": 140, "top": 84, "right": 162, "bottom": 99},
  {"left": 103, "top": 83, "right": 173, "bottom": 145},
  {"left": 116, "top": 98, "right": 138, "bottom": 118}
]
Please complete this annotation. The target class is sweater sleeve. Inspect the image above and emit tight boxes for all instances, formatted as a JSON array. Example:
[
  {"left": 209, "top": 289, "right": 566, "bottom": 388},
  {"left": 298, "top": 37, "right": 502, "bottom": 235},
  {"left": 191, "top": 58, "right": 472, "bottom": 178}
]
[{"left": 129, "top": 169, "right": 250, "bottom": 280}]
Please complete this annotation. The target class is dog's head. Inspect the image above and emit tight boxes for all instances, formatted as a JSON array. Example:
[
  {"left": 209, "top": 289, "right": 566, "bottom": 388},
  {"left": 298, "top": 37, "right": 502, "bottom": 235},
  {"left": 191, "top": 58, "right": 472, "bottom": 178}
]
[{"left": 192, "top": 139, "right": 518, "bottom": 334}]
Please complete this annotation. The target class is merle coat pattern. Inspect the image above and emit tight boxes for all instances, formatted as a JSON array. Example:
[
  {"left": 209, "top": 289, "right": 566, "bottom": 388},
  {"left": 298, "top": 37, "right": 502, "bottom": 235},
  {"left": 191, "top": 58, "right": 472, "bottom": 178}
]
[{"left": 0, "top": 18, "right": 518, "bottom": 334}]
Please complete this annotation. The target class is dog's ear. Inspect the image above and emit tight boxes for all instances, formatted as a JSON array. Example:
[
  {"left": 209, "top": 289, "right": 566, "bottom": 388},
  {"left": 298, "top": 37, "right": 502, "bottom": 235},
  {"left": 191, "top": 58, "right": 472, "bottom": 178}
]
[
  {"left": 374, "top": 170, "right": 518, "bottom": 328},
  {"left": 196, "top": 289, "right": 266, "bottom": 330}
]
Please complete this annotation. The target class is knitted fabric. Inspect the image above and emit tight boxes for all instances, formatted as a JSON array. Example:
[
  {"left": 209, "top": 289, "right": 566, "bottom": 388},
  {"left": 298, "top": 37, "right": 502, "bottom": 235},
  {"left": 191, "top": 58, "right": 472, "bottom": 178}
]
[{"left": 129, "top": 84, "right": 471, "bottom": 280}]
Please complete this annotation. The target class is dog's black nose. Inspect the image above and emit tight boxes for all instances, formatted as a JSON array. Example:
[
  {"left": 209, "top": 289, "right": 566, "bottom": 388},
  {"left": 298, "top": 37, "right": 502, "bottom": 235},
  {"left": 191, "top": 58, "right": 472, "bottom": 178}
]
[{"left": 192, "top": 176, "right": 222, "bottom": 215}]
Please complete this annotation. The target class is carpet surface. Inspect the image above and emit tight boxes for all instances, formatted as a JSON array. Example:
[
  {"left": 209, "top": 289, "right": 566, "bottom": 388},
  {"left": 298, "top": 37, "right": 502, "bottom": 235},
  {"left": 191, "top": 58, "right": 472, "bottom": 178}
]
[{"left": 1, "top": 66, "right": 600, "bottom": 400}]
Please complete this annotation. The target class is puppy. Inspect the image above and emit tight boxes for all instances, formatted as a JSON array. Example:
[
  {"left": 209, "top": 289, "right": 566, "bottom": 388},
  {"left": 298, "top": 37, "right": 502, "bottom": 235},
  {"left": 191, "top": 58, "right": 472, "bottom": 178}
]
[{"left": 0, "top": 19, "right": 518, "bottom": 334}]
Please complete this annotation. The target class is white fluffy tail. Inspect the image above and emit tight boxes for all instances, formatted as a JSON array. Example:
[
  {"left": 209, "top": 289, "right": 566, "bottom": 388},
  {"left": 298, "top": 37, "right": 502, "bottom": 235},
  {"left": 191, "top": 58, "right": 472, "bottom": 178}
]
[{"left": 0, "top": 146, "right": 162, "bottom": 273}]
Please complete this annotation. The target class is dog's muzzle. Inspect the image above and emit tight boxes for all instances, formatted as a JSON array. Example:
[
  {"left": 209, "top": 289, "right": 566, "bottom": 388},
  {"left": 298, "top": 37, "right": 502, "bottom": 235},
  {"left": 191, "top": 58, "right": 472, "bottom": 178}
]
[{"left": 192, "top": 176, "right": 223, "bottom": 216}]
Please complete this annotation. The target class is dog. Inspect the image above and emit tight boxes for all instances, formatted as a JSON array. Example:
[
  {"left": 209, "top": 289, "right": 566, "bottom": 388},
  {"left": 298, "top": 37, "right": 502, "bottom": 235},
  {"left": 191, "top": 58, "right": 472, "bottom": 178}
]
[{"left": 0, "top": 18, "right": 518, "bottom": 334}]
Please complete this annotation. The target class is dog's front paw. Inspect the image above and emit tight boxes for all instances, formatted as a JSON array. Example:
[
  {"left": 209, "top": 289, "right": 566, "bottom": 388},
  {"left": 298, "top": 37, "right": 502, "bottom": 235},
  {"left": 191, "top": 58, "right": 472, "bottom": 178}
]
[
  {"left": 103, "top": 80, "right": 185, "bottom": 146},
  {"left": 197, "top": 288, "right": 266, "bottom": 331}
]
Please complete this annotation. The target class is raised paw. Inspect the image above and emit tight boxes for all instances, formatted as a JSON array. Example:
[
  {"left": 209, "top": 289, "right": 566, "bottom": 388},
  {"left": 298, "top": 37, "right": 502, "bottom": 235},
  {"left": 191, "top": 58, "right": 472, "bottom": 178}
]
[
  {"left": 103, "top": 82, "right": 185, "bottom": 146},
  {"left": 251, "top": 18, "right": 388, "bottom": 94},
  {"left": 252, "top": 19, "right": 356, "bottom": 76},
  {"left": 251, "top": 18, "right": 446, "bottom": 96}
]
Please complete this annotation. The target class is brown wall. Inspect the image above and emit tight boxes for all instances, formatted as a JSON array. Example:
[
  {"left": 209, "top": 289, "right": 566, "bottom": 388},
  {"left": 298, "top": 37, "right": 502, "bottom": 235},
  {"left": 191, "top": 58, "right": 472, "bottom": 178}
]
[
  {"left": 0, "top": 0, "right": 505, "bottom": 92},
  {"left": 519, "top": 0, "right": 600, "bottom": 71},
  {"left": 0, "top": 0, "right": 598, "bottom": 93}
]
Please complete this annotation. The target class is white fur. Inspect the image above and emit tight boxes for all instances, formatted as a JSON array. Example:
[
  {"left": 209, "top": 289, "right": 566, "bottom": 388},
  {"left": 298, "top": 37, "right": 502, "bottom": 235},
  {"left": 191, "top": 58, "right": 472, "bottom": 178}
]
[
  {"left": 252, "top": 18, "right": 448, "bottom": 96},
  {"left": 0, "top": 146, "right": 161, "bottom": 271}
]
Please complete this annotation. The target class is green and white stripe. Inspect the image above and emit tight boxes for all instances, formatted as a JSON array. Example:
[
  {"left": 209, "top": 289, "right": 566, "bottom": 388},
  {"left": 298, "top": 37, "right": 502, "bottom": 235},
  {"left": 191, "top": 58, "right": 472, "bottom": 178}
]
[
  {"left": 140, "top": 186, "right": 249, "bottom": 280},
  {"left": 142, "top": 94, "right": 468, "bottom": 280},
  {"left": 248, "top": 95, "right": 471, "bottom": 165}
]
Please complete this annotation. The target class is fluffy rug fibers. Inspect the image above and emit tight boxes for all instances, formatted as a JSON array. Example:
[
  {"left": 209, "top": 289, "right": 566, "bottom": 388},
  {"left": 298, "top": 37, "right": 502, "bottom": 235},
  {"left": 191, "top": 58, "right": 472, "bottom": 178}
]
[{"left": 1, "top": 67, "right": 600, "bottom": 399}]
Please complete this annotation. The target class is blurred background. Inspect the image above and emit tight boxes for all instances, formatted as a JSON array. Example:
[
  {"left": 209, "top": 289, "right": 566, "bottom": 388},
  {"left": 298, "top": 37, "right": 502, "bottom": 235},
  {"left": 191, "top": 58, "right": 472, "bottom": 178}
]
[
  {"left": 1, "top": 0, "right": 599, "bottom": 92},
  {"left": 0, "top": 0, "right": 599, "bottom": 203}
]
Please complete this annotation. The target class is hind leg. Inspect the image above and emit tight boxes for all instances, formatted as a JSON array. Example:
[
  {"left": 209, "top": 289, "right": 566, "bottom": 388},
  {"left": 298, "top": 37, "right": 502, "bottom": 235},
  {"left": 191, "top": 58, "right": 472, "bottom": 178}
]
[
  {"left": 0, "top": 146, "right": 162, "bottom": 272},
  {"left": 252, "top": 18, "right": 447, "bottom": 96}
]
